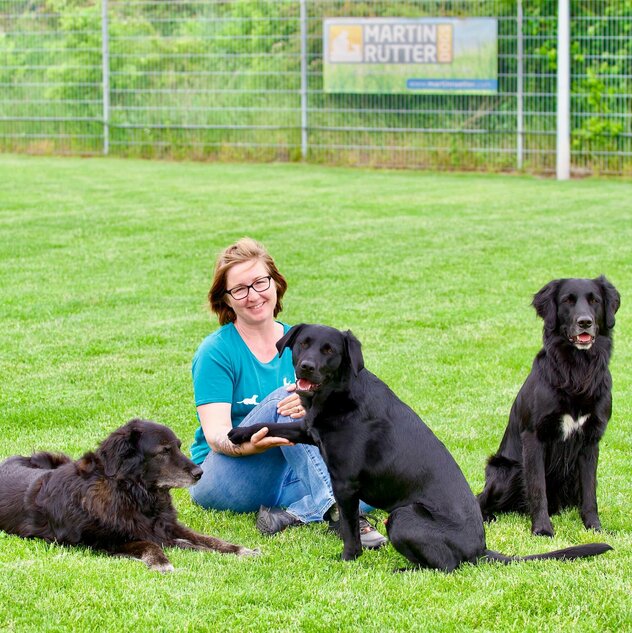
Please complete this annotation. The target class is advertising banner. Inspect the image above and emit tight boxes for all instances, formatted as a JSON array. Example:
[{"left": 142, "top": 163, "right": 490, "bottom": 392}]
[{"left": 323, "top": 17, "right": 498, "bottom": 95}]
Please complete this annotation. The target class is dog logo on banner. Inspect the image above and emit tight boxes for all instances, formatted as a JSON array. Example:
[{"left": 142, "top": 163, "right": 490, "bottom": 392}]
[{"left": 329, "top": 25, "right": 363, "bottom": 63}]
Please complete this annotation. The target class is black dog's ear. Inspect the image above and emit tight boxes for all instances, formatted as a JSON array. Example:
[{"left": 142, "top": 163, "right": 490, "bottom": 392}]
[
  {"left": 532, "top": 279, "right": 561, "bottom": 331},
  {"left": 595, "top": 275, "right": 620, "bottom": 329},
  {"left": 97, "top": 419, "right": 143, "bottom": 478},
  {"left": 344, "top": 330, "right": 364, "bottom": 376},
  {"left": 276, "top": 324, "right": 307, "bottom": 356}
]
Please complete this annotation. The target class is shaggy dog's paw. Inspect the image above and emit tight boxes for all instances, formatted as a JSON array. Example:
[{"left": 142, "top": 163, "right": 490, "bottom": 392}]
[{"left": 238, "top": 547, "right": 261, "bottom": 557}]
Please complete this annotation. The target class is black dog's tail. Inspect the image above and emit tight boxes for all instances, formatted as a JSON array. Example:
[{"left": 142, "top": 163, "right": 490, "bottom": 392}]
[
  {"left": 484, "top": 543, "right": 612, "bottom": 564},
  {"left": 27, "top": 451, "right": 73, "bottom": 470}
]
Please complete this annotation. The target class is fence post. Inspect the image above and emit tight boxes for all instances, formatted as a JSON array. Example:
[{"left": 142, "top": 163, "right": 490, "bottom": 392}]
[
  {"left": 101, "top": 0, "right": 110, "bottom": 155},
  {"left": 299, "top": 0, "right": 308, "bottom": 160},
  {"left": 556, "top": 0, "right": 570, "bottom": 180},
  {"left": 516, "top": 0, "right": 524, "bottom": 170}
]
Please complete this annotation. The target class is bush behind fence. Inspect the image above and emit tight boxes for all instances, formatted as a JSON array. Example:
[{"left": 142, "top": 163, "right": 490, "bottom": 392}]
[{"left": 0, "top": 0, "right": 630, "bottom": 175}]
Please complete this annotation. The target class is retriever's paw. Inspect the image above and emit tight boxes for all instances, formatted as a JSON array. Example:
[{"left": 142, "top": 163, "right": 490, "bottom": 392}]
[
  {"left": 481, "top": 511, "right": 497, "bottom": 523},
  {"left": 227, "top": 427, "right": 254, "bottom": 444},
  {"left": 341, "top": 548, "right": 362, "bottom": 561},
  {"left": 532, "top": 523, "right": 554, "bottom": 537},
  {"left": 151, "top": 561, "right": 175, "bottom": 573},
  {"left": 582, "top": 513, "right": 601, "bottom": 532}
]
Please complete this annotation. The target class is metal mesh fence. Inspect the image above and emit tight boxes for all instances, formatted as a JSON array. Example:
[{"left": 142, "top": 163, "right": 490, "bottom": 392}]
[
  {"left": 571, "top": 0, "right": 632, "bottom": 175},
  {"left": 0, "top": 0, "right": 630, "bottom": 175},
  {"left": 106, "top": 0, "right": 303, "bottom": 160},
  {"left": 0, "top": 2, "right": 103, "bottom": 154}
]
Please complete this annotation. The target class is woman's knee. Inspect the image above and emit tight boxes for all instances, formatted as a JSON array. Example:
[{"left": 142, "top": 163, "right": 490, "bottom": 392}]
[
  {"left": 190, "top": 450, "right": 288, "bottom": 512},
  {"left": 240, "top": 387, "right": 294, "bottom": 428},
  {"left": 190, "top": 471, "right": 267, "bottom": 512},
  {"left": 259, "top": 386, "right": 291, "bottom": 406}
]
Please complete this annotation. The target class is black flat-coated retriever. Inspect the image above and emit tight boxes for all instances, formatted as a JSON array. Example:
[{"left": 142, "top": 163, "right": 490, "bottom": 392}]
[
  {"left": 0, "top": 418, "right": 257, "bottom": 571},
  {"left": 228, "top": 324, "right": 611, "bottom": 571},
  {"left": 478, "top": 276, "right": 620, "bottom": 536}
]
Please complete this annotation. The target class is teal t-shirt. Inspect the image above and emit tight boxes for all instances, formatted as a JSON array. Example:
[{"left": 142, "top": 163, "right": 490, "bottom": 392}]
[{"left": 190, "top": 322, "right": 295, "bottom": 464}]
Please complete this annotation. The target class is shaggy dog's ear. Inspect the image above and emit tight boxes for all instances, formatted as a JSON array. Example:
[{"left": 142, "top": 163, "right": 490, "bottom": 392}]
[
  {"left": 97, "top": 420, "right": 143, "bottom": 478},
  {"left": 532, "top": 279, "right": 561, "bottom": 332},
  {"left": 276, "top": 324, "right": 307, "bottom": 356},
  {"left": 595, "top": 275, "right": 620, "bottom": 330},
  {"left": 344, "top": 330, "right": 364, "bottom": 377},
  {"left": 75, "top": 452, "right": 97, "bottom": 478}
]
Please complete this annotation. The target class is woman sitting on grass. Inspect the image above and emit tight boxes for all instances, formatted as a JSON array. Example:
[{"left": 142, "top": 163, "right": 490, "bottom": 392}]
[{"left": 189, "top": 237, "right": 385, "bottom": 548}]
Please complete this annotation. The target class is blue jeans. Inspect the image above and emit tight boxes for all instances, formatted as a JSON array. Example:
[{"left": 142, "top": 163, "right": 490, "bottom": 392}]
[{"left": 189, "top": 387, "right": 336, "bottom": 523}]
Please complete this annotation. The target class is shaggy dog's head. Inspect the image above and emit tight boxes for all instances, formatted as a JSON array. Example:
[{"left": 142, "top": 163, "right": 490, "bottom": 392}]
[{"left": 96, "top": 419, "right": 203, "bottom": 487}]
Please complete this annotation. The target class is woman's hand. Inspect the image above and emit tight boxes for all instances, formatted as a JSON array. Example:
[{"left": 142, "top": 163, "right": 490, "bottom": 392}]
[
  {"left": 199, "top": 402, "right": 293, "bottom": 457},
  {"left": 236, "top": 385, "right": 304, "bottom": 455},
  {"left": 277, "top": 383, "right": 306, "bottom": 419},
  {"left": 240, "top": 427, "right": 295, "bottom": 454},
  {"left": 198, "top": 390, "right": 303, "bottom": 458}
]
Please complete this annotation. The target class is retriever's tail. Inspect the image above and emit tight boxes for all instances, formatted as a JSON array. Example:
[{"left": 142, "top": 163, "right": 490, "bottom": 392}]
[{"left": 484, "top": 543, "right": 612, "bottom": 564}]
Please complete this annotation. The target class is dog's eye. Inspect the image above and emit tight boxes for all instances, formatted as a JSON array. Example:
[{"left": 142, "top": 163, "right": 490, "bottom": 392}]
[
  {"left": 561, "top": 295, "right": 576, "bottom": 304},
  {"left": 588, "top": 295, "right": 600, "bottom": 305},
  {"left": 300, "top": 340, "right": 310, "bottom": 350},
  {"left": 161, "top": 446, "right": 171, "bottom": 454},
  {"left": 322, "top": 345, "right": 334, "bottom": 355}
]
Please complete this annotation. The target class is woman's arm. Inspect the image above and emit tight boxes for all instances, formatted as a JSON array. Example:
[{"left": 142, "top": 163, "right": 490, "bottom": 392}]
[{"left": 197, "top": 402, "right": 294, "bottom": 457}]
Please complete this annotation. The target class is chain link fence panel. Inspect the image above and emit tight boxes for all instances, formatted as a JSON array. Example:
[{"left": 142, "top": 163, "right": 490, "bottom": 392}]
[{"left": 0, "top": 0, "right": 630, "bottom": 175}]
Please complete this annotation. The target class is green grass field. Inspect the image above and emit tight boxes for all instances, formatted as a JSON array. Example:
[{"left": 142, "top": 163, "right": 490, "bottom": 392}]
[{"left": 0, "top": 155, "right": 630, "bottom": 632}]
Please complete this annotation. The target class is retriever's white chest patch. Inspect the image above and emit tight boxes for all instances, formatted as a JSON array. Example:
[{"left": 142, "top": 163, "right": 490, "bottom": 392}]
[{"left": 561, "top": 414, "right": 589, "bottom": 440}]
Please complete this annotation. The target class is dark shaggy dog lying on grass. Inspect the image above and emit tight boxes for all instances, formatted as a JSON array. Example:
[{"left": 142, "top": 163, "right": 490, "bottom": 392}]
[
  {"left": 478, "top": 276, "right": 620, "bottom": 536},
  {"left": 229, "top": 324, "right": 611, "bottom": 571},
  {"left": 0, "top": 418, "right": 258, "bottom": 571}
]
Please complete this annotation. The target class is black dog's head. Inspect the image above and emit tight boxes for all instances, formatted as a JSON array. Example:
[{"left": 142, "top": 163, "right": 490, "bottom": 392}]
[
  {"left": 276, "top": 324, "right": 364, "bottom": 397},
  {"left": 532, "top": 276, "right": 620, "bottom": 350},
  {"left": 96, "top": 419, "right": 203, "bottom": 488}
]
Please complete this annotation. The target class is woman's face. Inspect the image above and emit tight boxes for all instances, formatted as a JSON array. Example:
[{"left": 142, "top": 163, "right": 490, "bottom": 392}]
[{"left": 224, "top": 259, "right": 278, "bottom": 326}]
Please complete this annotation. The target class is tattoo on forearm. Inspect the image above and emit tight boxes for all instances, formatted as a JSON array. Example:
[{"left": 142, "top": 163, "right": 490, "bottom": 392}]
[{"left": 213, "top": 434, "right": 244, "bottom": 457}]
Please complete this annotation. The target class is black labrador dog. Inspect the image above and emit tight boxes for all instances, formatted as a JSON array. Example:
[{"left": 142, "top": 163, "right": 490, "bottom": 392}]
[
  {"left": 229, "top": 324, "right": 611, "bottom": 571},
  {"left": 0, "top": 418, "right": 258, "bottom": 571},
  {"left": 478, "top": 276, "right": 620, "bottom": 536}
]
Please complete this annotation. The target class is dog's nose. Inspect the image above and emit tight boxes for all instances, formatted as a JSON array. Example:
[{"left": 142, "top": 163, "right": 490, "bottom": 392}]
[
  {"left": 300, "top": 360, "right": 315, "bottom": 372},
  {"left": 577, "top": 316, "right": 593, "bottom": 329},
  {"left": 191, "top": 466, "right": 203, "bottom": 481}
]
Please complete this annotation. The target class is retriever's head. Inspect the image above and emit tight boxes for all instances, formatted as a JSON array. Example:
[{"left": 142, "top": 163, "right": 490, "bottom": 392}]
[
  {"left": 276, "top": 324, "right": 364, "bottom": 398},
  {"left": 532, "top": 276, "right": 620, "bottom": 350},
  {"left": 96, "top": 419, "right": 203, "bottom": 488}
]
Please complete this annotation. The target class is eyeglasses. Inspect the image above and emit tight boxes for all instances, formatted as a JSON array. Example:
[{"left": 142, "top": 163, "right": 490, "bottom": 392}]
[{"left": 225, "top": 276, "right": 272, "bottom": 300}]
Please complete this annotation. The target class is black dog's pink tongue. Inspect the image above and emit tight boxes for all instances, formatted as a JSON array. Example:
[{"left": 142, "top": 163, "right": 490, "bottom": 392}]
[
  {"left": 297, "top": 378, "right": 319, "bottom": 391},
  {"left": 577, "top": 333, "right": 592, "bottom": 343}
]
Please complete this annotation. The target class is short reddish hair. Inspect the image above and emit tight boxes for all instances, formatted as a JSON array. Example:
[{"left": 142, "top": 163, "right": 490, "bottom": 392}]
[{"left": 208, "top": 237, "right": 287, "bottom": 325}]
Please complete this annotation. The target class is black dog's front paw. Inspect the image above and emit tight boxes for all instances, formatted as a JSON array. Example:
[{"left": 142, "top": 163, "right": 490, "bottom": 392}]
[
  {"left": 227, "top": 427, "right": 254, "bottom": 444},
  {"left": 341, "top": 547, "right": 362, "bottom": 561},
  {"left": 582, "top": 515, "right": 602, "bottom": 532},
  {"left": 532, "top": 522, "right": 554, "bottom": 537}
]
